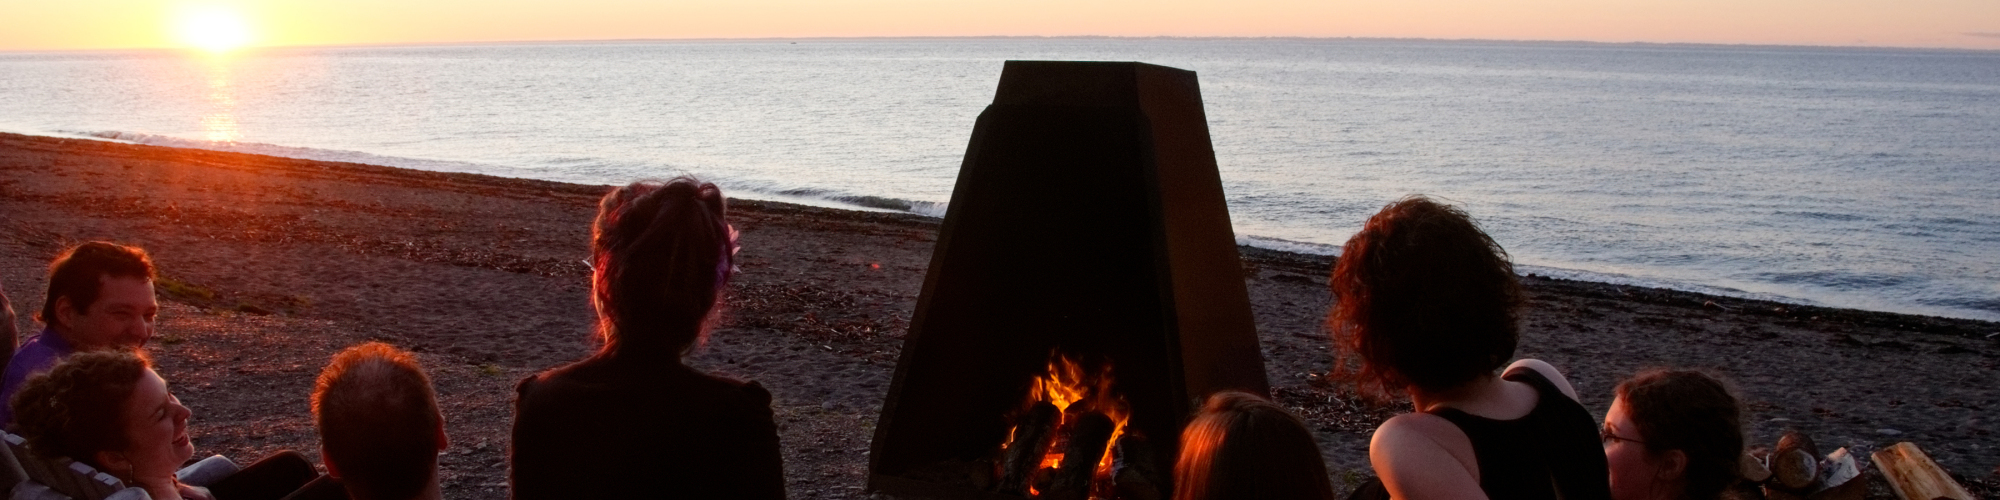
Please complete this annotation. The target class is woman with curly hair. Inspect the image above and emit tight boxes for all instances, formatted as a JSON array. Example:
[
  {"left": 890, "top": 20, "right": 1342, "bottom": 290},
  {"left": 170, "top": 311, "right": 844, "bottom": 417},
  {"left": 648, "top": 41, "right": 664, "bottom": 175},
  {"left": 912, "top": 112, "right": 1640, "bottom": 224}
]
[
  {"left": 1603, "top": 370, "right": 1745, "bottom": 500},
  {"left": 1328, "top": 196, "right": 1609, "bottom": 500},
  {"left": 510, "top": 177, "right": 783, "bottom": 499},
  {"left": 10, "top": 350, "right": 318, "bottom": 500}
]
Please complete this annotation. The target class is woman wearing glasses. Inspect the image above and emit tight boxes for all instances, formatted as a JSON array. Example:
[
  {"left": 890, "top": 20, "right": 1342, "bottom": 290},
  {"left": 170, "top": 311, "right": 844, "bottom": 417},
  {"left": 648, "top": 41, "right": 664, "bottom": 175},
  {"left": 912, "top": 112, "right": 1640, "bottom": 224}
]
[{"left": 1603, "top": 370, "right": 1745, "bottom": 500}]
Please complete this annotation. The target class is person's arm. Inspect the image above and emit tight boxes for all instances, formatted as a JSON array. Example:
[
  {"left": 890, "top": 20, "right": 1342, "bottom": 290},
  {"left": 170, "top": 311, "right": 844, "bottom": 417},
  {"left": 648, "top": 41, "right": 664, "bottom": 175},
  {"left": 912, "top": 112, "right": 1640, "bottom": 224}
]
[
  {"left": 1370, "top": 413, "right": 1489, "bottom": 500},
  {"left": 1503, "top": 358, "right": 1579, "bottom": 401},
  {"left": 732, "top": 382, "right": 788, "bottom": 500},
  {"left": 0, "top": 280, "right": 16, "bottom": 376}
]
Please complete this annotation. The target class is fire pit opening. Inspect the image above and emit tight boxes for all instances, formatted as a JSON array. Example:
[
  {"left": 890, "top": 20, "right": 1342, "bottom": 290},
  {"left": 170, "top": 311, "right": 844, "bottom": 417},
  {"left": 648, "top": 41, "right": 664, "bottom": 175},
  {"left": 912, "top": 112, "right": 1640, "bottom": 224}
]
[{"left": 867, "top": 61, "right": 1270, "bottom": 499}]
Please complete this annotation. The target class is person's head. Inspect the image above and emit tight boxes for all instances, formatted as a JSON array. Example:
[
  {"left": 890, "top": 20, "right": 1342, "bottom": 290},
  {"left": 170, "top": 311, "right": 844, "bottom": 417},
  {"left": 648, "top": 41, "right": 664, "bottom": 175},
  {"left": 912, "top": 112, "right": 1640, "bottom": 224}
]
[
  {"left": 1326, "top": 196, "right": 1521, "bottom": 397},
  {"left": 1174, "top": 391, "right": 1335, "bottom": 500},
  {"left": 313, "top": 342, "right": 446, "bottom": 500},
  {"left": 590, "top": 177, "right": 736, "bottom": 359},
  {"left": 1604, "top": 369, "right": 1744, "bottom": 500},
  {"left": 11, "top": 350, "right": 193, "bottom": 483},
  {"left": 38, "top": 242, "right": 158, "bottom": 350}
]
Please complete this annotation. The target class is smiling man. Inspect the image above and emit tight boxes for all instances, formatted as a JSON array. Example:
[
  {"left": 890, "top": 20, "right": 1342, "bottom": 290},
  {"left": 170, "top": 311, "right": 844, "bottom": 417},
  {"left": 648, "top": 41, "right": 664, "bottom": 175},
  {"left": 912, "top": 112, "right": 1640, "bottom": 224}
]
[{"left": 0, "top": 241, "right": 158, "bottom": 427}]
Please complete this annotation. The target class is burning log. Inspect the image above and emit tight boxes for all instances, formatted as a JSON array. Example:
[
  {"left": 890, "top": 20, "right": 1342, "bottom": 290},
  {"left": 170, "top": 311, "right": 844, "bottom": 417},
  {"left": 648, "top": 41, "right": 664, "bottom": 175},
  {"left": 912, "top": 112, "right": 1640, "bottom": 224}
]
[
  {"left": 1000, "top": 401, "right": 1061, "bottom": 496},
  {"left": 1113, "top": 433, "right": 1165, "bottom": 500},
  {"left": 1870, "top": 442, "right": 1974, "bottom": 500},
  {"left": 1043, "top": 411, "right": 1116, "bottom": 500}
]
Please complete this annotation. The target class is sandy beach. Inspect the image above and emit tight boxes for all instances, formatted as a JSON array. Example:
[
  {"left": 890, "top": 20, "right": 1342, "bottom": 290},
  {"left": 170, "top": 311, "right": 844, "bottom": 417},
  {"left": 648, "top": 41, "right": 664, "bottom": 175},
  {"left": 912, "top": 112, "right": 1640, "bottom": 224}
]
[{"left": 0, "top": 131, "right": 1994, "bottom": 499}]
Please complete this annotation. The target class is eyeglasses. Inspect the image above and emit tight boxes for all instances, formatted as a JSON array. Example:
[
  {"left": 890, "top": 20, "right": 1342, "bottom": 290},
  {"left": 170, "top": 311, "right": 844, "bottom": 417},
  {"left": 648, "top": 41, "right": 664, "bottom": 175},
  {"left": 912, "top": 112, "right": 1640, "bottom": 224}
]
[{"left": 1600, "top": 424, "right": 1646, "bottom": 446}]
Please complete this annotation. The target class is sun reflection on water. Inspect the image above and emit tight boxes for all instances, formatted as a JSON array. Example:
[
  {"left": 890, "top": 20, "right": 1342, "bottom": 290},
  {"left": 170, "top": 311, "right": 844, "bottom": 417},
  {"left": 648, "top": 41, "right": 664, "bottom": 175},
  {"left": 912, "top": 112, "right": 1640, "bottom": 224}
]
[{"left": 200, "top": 57, "right": 240, "bottom": 143}]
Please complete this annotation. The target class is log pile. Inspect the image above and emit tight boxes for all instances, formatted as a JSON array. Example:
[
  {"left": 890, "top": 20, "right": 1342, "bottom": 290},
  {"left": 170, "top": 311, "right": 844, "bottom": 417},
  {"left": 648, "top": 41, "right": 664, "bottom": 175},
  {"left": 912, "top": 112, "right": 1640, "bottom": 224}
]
[{"left": 1731, "top": 431, "right": 1973, "bottom": 500}]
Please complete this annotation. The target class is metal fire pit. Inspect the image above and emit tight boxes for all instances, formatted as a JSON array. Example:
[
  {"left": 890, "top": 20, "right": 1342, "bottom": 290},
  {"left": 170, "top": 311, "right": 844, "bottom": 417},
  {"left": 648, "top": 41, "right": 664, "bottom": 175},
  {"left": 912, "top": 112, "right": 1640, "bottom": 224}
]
[{"left": 867, "top": 61, "right": 1270, "bottom": 499}]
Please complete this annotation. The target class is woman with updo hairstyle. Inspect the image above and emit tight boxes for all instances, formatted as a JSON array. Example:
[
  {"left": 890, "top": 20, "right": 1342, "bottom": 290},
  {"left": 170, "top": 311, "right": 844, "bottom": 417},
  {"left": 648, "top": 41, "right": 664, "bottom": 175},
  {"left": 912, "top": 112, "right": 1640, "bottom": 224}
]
[
  {"left": 1328, "top": 195, "right": 1610, "bottom": 500},
  {"left": 1603, "top": 370, "right": 1744, "bottom": 500},
  {"left": 12, "top": 350, "right": 318, "bottom": 500},
  {"left": 510, "top": 177, "right": 784, "bottom": 500},
  {"left": 1173, "top": 391, "right": 1335, "bottom": 500}
]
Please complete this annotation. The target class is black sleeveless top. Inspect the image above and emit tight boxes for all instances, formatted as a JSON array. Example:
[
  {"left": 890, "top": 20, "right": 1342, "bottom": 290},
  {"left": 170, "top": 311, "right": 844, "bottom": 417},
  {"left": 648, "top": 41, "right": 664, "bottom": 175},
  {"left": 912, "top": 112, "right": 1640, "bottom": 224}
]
[{"left": 1425, "top": 369, "right": 1613, "bottom": 500}]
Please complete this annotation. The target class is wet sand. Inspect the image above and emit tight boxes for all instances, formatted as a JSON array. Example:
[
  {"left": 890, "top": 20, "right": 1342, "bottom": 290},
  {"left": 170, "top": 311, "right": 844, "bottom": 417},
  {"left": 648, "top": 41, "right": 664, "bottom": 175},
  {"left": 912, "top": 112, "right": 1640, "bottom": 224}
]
[{"left": 0, "top": 132, "right": 1994, "bottom": 499}]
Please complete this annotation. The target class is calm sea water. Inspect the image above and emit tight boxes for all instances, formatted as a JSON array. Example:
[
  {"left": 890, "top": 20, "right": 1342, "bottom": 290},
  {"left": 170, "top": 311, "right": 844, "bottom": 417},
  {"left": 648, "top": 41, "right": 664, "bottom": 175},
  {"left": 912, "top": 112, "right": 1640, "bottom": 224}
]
[{"left": 2, "top": 38, "right": 1997, "bottom": 322}]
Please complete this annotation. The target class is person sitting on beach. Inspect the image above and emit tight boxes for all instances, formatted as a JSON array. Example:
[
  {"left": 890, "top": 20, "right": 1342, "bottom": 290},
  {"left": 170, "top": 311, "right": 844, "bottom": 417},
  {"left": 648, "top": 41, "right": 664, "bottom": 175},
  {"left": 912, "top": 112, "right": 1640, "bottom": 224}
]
[
  {"left": 1173, "top": 391, "right": 1336, "bottom": 500},
  {"left": 306, "top": 342, "right": 448, "bottom": 500},
  {"left": 1603, "top": 369, "right": 1744, "bottom": 500},
  {"left": 11, "top": 350, "right": 321, "bottom": 500},
  {"left": 509, "top": 177, "right": 784, "bottom": 500},
  {"left": 1328, "top": 196, "right": 1610, "bottom": 500},
  {"left": 1, "top": 242, "right": 160, "bottom": 427}
]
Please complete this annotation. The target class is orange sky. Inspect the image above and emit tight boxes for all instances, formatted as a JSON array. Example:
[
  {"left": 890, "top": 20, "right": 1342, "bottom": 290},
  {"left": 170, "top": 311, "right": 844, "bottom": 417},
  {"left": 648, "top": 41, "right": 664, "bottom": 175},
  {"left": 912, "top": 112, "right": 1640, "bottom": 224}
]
[{"left": 4, "top": 0, "right": 1999, "bottom": 51}]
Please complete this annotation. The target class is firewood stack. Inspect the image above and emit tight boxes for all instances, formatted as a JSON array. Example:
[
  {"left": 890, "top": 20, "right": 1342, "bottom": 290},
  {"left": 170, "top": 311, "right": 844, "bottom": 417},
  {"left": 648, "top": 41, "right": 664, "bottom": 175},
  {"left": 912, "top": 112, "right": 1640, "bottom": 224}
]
[{"left": 1730, "top": 431, "right": 1973, "bottom": 500}]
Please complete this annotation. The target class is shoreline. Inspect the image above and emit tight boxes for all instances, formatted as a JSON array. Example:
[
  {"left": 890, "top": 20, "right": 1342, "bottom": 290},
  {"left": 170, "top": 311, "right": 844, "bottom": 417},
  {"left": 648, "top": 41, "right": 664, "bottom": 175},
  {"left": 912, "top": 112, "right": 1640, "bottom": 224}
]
[
  {"left": 17, "top": 129, "right": 1996, "bottom": 325},
  {"left": 2, "top": 132, "right": 1995, "bottom": 498}
]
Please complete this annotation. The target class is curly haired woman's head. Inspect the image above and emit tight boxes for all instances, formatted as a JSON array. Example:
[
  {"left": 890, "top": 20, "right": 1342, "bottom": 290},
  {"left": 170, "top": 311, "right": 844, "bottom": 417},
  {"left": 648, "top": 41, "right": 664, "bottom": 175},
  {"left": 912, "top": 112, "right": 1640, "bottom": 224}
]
[
  {"left": 1327, "top": 195, "right": 1522, "bottom": 396},
  {"left": 590, "top": 177, "right": 735, "bottom": 359},
  {"left": 11, "top": 350, "right": 151, "bottom": 468}
]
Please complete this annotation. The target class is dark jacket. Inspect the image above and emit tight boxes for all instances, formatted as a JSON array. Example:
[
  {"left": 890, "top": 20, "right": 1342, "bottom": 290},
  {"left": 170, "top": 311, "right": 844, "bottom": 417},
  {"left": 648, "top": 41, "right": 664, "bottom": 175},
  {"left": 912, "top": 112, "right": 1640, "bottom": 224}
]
[{"left": 510, "top": 356, "right": 786, "bottom": 499}]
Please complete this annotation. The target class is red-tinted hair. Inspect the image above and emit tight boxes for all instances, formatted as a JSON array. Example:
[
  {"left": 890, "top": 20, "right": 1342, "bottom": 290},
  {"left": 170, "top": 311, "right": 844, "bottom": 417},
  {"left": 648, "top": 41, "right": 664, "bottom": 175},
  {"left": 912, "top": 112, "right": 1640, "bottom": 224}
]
[
  {"left": 39, "top": 242, "right": 155, "bottom": 329},
  {"left": 11, "top": 350, "right": 152, "bottom": 469},
  {"left": 1615, "top": 369, "right": 1744, "bottom": 500},
  {"left": 313, "top": 342, "right": 442, "bottom": 500},
  {"left": 1173, "top": 391, "right": 1335, "bottom": 500},
  {"left": 590, "top": 177, "right": 734, "bottom": 359},
  {"left": 1327, "top": 196, "right": 1521, "bottom": 397}
]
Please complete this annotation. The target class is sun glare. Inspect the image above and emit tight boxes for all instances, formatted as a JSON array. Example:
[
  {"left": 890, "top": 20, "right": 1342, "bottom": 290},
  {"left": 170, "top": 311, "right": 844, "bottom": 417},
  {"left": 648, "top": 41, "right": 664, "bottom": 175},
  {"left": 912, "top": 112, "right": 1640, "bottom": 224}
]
[{"left": 174, "top": 7, "right": 252, "bottom": 53}]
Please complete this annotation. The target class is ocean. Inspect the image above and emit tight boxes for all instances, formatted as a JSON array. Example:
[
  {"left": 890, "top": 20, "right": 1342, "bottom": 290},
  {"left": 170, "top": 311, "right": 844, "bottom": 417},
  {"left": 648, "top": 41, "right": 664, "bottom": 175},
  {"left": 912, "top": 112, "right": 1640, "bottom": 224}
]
[{"left": 2, "top": 38, "right": 1996, "bottom": 322}]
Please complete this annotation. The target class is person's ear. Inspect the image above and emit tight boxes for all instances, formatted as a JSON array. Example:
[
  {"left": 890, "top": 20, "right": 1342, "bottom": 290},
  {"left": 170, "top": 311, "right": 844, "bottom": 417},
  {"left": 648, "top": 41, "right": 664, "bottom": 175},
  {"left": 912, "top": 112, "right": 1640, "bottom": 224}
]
[
  {"left": 55, "top": 296, "right": 78, "bottom": 327},
  {"left": 1658, "top": 449, "right": 1689, "bottom": 480},
  {"left": 96, "top": 450, "right": 132, "bottom": 479},
  {"left": 321, "top": 449, "right": 342, "bottom": 479}
]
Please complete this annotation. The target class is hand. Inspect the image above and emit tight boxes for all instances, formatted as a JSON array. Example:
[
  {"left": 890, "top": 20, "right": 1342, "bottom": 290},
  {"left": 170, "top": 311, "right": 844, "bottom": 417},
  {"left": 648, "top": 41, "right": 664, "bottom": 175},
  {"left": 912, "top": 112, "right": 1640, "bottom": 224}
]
[{"left": 176, "top": 482, "right": 215, "bottom": 500}]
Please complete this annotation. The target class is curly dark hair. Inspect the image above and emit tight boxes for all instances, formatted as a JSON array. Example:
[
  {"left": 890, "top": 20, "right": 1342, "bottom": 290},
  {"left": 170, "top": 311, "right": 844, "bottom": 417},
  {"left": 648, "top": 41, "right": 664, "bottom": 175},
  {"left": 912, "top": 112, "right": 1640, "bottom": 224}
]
[
  {"left": 590, "top": 177, "right": 734, "bottom": 359},
  {"left": 1616, "top": 369, "right": 1744, "bottom": 500},
  {"left": 1327, "top": 195, "right": 1522, "bottom": 396},
  {"left": 10, "top": 350, "right": 152, "bottom": 468}
]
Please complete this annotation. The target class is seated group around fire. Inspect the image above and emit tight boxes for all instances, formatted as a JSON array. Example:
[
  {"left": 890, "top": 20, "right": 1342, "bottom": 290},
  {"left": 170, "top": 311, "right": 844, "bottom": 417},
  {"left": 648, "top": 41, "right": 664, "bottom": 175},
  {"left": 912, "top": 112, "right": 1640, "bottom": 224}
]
[{"left": 0, "top": 184, "right": 1748, "bottom": 500}]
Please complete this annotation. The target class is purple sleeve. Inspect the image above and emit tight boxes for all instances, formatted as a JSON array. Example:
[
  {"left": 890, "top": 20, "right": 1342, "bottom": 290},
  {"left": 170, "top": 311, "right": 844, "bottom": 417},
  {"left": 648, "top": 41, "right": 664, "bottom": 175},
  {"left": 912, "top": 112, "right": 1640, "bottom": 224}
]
[{"left": 0, "top": 346, "right": 62, "bottom": 428}]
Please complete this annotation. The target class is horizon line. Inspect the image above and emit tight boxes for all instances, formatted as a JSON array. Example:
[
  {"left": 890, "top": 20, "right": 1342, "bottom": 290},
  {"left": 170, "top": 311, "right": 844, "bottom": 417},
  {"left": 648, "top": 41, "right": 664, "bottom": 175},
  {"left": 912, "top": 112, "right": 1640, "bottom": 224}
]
[{"left": 6, "top": 34, "right": 2000, "bottom": 56}]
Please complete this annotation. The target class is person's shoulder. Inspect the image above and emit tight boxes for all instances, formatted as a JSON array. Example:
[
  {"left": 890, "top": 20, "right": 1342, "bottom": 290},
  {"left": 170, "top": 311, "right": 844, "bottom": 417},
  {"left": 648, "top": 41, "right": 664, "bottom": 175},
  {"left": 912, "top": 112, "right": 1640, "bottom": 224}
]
[
  {"left": 3, "top": 335, "right": 66, "bottom": 381},
  {"left": 1373, "top": 412, "right": 1472, "bottom": 456},
  {"left": 684, "top": 370, "right": 773, "bottom": 408},
  {"left": 1370, "top": 413, "right": 1487, "bottom": 500},
  {"left": 1502, "top": 358, "right": 1579, "bottom": 402}
]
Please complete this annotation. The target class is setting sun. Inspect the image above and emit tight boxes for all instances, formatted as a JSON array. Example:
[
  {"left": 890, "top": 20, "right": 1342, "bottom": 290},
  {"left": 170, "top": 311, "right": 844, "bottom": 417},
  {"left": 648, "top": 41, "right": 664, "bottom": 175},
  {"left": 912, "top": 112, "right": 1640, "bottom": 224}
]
[{"left": 174, "top": 6, "right": 252, "bottom": 53}]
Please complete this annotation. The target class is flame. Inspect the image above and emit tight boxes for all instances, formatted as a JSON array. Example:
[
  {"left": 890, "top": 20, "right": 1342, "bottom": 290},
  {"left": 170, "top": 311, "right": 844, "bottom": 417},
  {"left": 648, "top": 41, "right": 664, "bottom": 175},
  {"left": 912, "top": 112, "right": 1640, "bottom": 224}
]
[{"left": 1010, "top": 352, "right": 1130, "bottom": 496}]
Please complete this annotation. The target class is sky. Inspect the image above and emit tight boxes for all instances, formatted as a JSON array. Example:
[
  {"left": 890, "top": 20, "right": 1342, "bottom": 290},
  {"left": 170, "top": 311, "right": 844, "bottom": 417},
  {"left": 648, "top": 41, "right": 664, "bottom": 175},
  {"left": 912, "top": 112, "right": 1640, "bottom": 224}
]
[{"left": 4, "top": 0, "right": 2000, "bottom": 52}]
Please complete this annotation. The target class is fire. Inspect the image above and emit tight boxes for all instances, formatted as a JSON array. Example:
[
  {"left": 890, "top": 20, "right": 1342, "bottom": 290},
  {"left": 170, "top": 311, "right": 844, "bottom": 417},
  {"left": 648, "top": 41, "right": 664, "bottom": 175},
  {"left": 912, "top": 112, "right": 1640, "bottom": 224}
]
[{"left": 1007, "top": 352, "right": 1130, "bottom": 497}]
